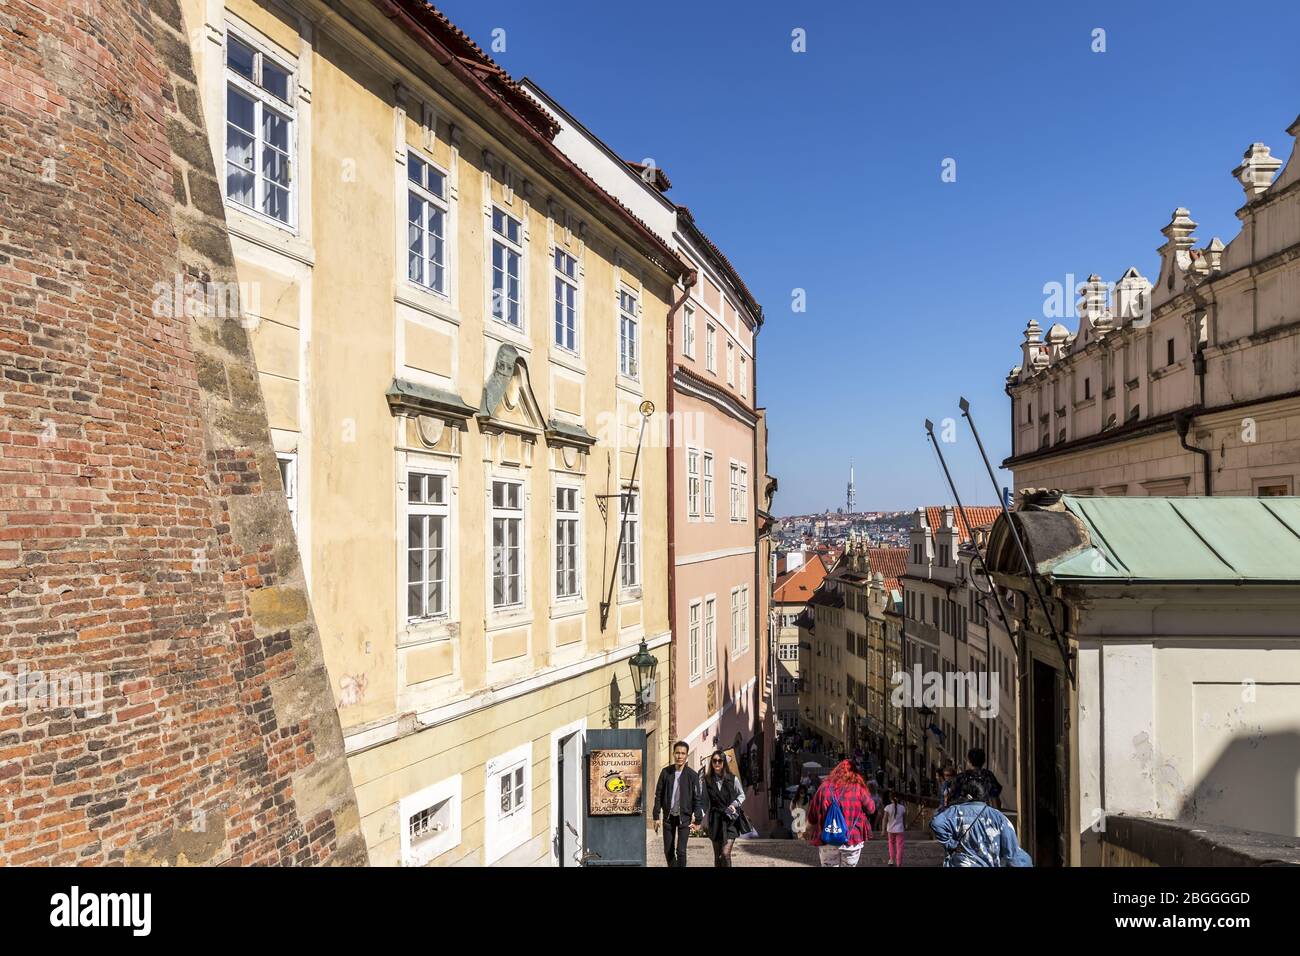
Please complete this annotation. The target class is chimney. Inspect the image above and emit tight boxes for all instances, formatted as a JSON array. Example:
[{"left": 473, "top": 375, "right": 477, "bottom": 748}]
[{"left": 1232, "top": 143, "right": 1282, "bottom": 202}]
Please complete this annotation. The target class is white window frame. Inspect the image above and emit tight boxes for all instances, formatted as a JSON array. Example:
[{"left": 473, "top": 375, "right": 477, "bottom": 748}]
[
  {"left": 704, "top": 595, "right": 717, "bottom": 676},
  {"left": 484, "top": 742, "right": 531, "bottom": 865},
  {"left": 554, "top": 484, "right": 581, "bottom": 602},
  {"left": 491, "top": 477, "right": 525, "bottom": 610},
  {"left": 553, "top": 248, "right": 580, "bottom": 354},
  {"left": 618, "top": 288, "right": 640, "bottom": 380},
  {"left": 737, "top": 586, "right": 749, "bottom": 653},
  {"left": 405, "top": 468, "right": 451, "bottom": 622},
  {"left": 619, "top": 488, "right": 640, "bottom": 591},
  {"left": 682, "top": 304, "right": 696, "bottom": 359},
  {"left": 686, "top": 447, "right": 700, "bottom": 518},
  {"left": 738, "top": 464, "right": 748, "bottom": 521},
  {"left": 726, "top": 340, "right": 735, "bottom": 385},
  {"left": 729, "top": 461, "right": 742, "bottom": 522},
  {"left": 490, "top": 205, "right": 524, "bottom": 330},
  {"left": 705, "top": 323, "right": 716, "bottom": 372},
  {"left": 702, "top": 451, "right": 714, "bottom": 520},
  {"left": 730, "top": 587, "right": 741, "bottom": 655},
  {"left": 405, "top": 147, "right": 450, "bottom": 297},
  {"left": 399, "top": 774, "right": 461, "bottom": 867},
  {"left": 739, "top": 354, "right": 748, "bottom": 398},
  {"left": 688, "top": 599, "right": 702, "bottom": 684},
  {"left": 223, "top": 28, "right": 297, "bottom": 230},
  {"left": 276, "top": 452, "right": 297, "bottom": 533}
]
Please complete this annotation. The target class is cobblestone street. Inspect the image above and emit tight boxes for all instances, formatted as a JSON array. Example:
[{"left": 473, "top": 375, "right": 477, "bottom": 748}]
[{"left": 646, "top": 830, "right": 943, "bottom": 867}]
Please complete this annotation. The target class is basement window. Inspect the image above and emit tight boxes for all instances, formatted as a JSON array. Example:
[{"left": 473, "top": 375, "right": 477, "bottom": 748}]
[{"left": 399, "top": 775, "right": 461, "bottom": 866}]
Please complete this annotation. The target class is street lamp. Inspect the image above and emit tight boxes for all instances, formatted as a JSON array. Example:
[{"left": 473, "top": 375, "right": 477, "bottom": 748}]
[{"left": 609, "top": 640, "right": 657, "bottom": 726}]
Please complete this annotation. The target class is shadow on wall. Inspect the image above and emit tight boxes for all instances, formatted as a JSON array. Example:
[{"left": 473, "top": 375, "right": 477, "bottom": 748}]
[{"left": 1179, "top": 730, "right": 1300, "bottom": 839}]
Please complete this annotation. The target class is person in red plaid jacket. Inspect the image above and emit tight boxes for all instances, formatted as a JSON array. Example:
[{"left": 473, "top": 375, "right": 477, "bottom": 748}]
[{"left": 805, "top": 758, "right": 876, "bottom": 867}]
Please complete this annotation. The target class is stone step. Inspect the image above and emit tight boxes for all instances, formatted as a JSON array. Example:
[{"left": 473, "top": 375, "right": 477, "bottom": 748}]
[{"left": 646, "top": 830, "right": 946, "bottom": 867}]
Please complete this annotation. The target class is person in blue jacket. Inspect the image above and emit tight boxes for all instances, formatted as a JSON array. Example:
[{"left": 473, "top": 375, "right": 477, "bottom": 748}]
[{"left": 930, "top": 775, "right": 1032, "bottom": 867}]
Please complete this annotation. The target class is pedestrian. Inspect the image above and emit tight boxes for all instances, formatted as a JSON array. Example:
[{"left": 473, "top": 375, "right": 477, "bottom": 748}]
[
  {"left": 805, "top": 757, "right": 875, "bottom": 867},
  {"left": 939, "top": 764, "right": 957, "bottom": 808},
  {"left": 700, "top": 749, "right": 746, "bottom": 867},
  {"left": 930, "top": 775, "right": 1032, "bottom": 867},
  {"left": 652, "top": 740, "right": 703, "bottom": 867},
  {"left": 881, "top": 790, "right": 907, "bottom": 866},
  {"left": 951, "top": 747, "right": 1003, "bottom": 810},
  {"left": 865, "top": 779, "right": 883, "bottom": 834}
]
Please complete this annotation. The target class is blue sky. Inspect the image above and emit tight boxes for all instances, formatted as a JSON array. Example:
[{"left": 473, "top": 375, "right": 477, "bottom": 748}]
[{"left": 437, "top": 0, "right": 1300, "bottom": 514}]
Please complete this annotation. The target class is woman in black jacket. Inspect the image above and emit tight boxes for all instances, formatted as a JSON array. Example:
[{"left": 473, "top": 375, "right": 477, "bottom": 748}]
[{"left": 700, "top": 750, "right": 746, "bottom": 867}]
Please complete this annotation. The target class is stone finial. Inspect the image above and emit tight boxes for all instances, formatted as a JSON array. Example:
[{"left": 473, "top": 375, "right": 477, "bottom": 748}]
[
  {"left": 1078, "top": 274, "right": 1108, "bottom": 323},
  {"left": 1045, "top": 322, "right": 1072, "bottom": 362},
  {"left": 1021, "top": 319, "right": 1047, "bottom": 376},
  {"left": 1232, "top": 143, "right": 1282, "bottom": 201},
  {"left": 1113, "top": 266, "right": 1151, "bottom": 323},
  {"left": 1203, "top": 237, "right": 1225, "bottom": 272},
  {"left": 1160, "top": 208, "right": 1198, "bottom": 250}
]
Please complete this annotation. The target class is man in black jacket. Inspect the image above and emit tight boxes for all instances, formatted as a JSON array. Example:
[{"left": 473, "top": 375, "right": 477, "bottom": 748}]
[{"left": 652, "top": 741, "right": 703, "bottom": 866}]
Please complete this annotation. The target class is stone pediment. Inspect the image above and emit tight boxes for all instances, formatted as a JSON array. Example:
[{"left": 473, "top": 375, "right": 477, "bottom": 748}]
[{"left": 478, "top": 344, "right": 545, "bottom": 435}]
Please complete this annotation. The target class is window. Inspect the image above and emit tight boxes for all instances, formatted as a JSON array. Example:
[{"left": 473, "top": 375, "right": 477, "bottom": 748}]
[
  {"left": 735, "top": 587, "right": 748, "bottom": 653},
  {"left": 702, "top": 452, "right": 714, "bottom": 519},
  {"left": 407, "top": 471, "right": 449, "bottom": 620},
  {"left": 704, "top": 597, "right": 716, "bottom": 674},
  {"left": 1166, "top": 338, "right": 1175, "bottom": 366},
  {"left": 1255, "top": 479, "right": 1292, "bottom": 497},
  {"left": 727, "top": 463, "right": 749, "bottom": 522},
  {"left": 491, "top": 207, "right": 523, "bottom": 328},
  {"left": 682, "top": 304, "right": 696, "bottom": 358},
  {"left": 687, "top": 448, "right": 700, "bottom": 517},
  {"left": 619, "top": 289, "right": 639, "bottom": 378},
  {"left": 1027, "top": 402, "right": 1033, "bottom": 423},
  {"left": 731, "top": 589, "right": 742, "bottom": 655},
  {"left": 407, "top": 152, "right": 448, "bottom": 294},
  {"left": 491, "top": 479, "right": 523, "bottom": 609},
  {"left": 778, "top": 644, "right": 799, "bottom": 661},
  {"left": 399, "top": 775, "right": 461, "bottom": 867},
  {"left": 740, "top": 354, "right": 748, "bottom": 398},
  {"left": 225, "top": 32, "right": 295, "bottom": 225},
  {"left": 554, "top": 486, "right": 580, "bottom": 600},
  {"left": 619, "top": 490, "right": 639, "bottom": 589},
  {"left": 276, "top": 453, "right": 297, "bottom": 532},
  {"left": 689, "top": 600, "right": 701, "bottom": 681},
  {"left": 1083, "top": 377, "right": 1092, "bottom": 400},
  {"left": 726, "top": 340, "right": 735, "bottom": 385},
  {"left": 484, "top": 743, "right": 531, "bottom": 865},
  {"left": 706, "top": 324, "right": 716, "bottom": 372},
  {"left": 553, "top": 249, "right": 579, "bottom": 352}
]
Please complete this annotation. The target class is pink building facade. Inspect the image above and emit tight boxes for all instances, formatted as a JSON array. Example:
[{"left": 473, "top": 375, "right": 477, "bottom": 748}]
[{"left": 668, "top": 210, "right": 767, "bottom": 810}]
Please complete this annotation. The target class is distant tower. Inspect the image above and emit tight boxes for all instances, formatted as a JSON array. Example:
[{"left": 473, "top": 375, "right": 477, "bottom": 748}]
[{"left": 846, "top": 459, "right": 857, "bottom": 514}]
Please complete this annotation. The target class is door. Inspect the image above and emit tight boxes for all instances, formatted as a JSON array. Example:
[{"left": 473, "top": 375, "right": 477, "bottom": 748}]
[
  {"left": 557, "top": 731, "right": 583, "bottom": 867},
  {"left": 1031, "top": 658, "right": 1065, "bottom": 866}
]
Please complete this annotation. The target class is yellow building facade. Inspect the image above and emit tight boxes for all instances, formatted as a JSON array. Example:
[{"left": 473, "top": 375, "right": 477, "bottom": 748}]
[{"left": 180, "top": 0, "right": 681, "bottom": 864}]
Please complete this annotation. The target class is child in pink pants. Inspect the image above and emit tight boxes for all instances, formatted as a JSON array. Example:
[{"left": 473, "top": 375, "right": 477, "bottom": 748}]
[{"left": 883, "top": 795, "right": 906, "bottom": 866}]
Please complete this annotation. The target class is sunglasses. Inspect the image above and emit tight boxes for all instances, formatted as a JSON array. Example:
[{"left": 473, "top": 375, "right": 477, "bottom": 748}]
[{"left": 711, "top": 758, "right": 725, "bottom": 764}]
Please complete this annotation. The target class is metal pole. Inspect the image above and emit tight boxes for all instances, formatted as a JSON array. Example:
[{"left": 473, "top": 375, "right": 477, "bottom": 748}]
[{"left": 958, "top": 398, "right": 1075, "bottom": 685}]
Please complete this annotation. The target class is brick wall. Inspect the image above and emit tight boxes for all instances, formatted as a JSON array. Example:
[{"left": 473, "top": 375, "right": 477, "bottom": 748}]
[{"left": 0, "top": 0, "right": 366, "bottom": 864}]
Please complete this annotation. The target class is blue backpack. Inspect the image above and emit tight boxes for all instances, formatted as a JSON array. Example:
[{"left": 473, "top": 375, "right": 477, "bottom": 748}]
[{"left": 821, "top": 794, "right": 849, "bottom": 846}]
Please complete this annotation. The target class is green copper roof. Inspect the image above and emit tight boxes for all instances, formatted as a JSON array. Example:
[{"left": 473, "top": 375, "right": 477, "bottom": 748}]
[{"left": 1045, "top": 496, "right": 1300, "bottom": 583}]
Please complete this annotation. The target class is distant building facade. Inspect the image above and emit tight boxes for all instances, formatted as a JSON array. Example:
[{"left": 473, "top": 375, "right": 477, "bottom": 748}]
[{"left": 1005, "top": 115, "right": 1300, "bottom": 500}]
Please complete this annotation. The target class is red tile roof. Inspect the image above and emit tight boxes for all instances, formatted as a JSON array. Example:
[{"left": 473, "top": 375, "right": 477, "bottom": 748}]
[
  {"left": 924, "top": 505, "right": 1002, "bottom": 543},
  {"left": 773, "top": 555, "right": 828, "bottom": 604},
  {"left": 866, "top": 547, "right": 907, "bottom": 592}
]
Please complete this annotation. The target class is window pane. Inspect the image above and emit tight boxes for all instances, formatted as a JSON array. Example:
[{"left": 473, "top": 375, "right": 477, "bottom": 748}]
[
  {"left": 227, "top": 37, "right": 255, "bottom": 80},
  {"left": 426, "top": 475, "right": 445, "bottom": 504},
  {"left": 408, "top": 154, "right": 425, "bottom": 186},
  {"left": 262, "top": 60, "right": 290, "bottom": 101},
  {"left": 426, "top": 167, "right": 445, "bottom": 198},
  {"left": 262, "top": 107, "right": 290, "bottom": 154},
  {"left": 226, "top": 86, "right": 255, "bottom": 136}
]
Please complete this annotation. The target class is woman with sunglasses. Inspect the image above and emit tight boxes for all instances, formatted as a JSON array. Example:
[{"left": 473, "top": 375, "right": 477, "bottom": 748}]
[{"left": 700, "top": 750, "right": 746, "bottom": 867}]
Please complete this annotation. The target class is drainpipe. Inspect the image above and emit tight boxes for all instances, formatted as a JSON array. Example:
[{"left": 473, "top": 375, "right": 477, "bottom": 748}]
[
  {"left": 1175, "top": 411, "right": 1212, "bottom": 496},
  {"left": 665, "top": 267, "right": 697, "bottom": 748}
]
